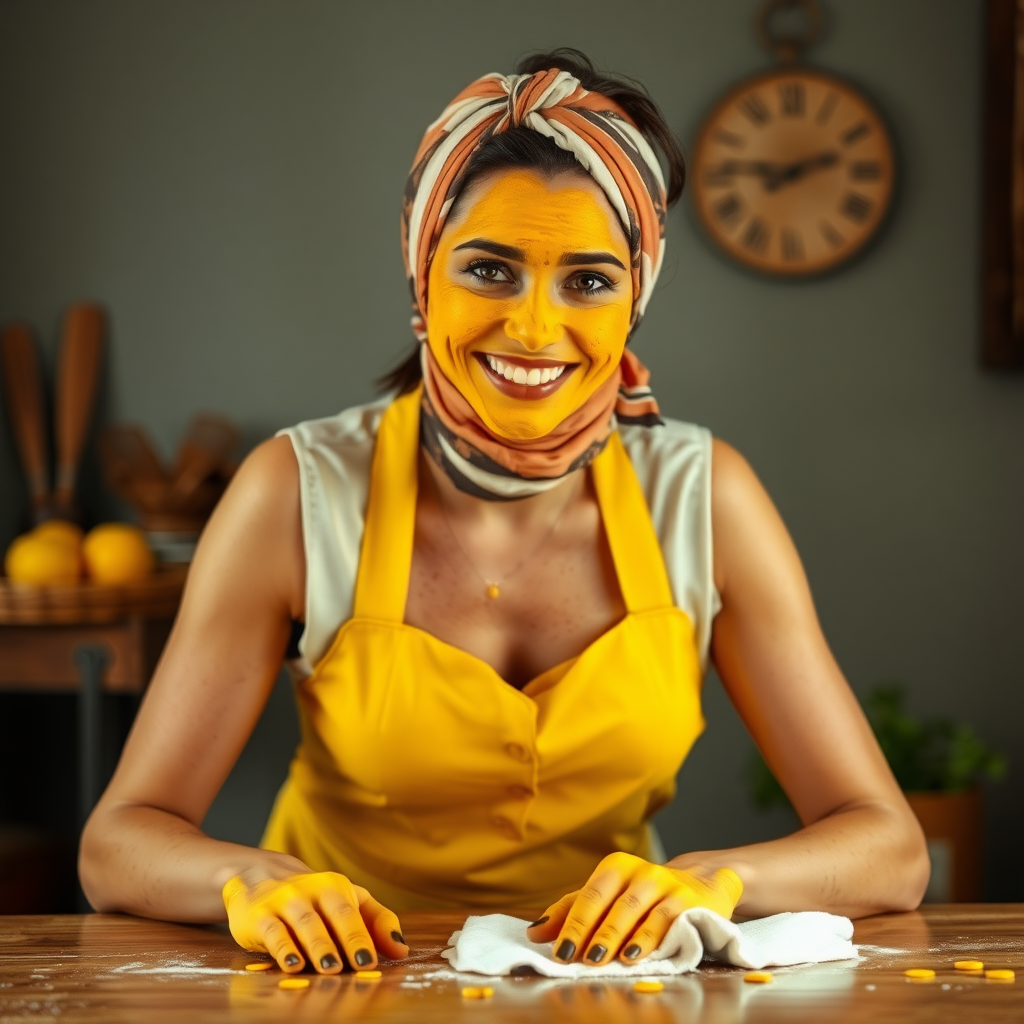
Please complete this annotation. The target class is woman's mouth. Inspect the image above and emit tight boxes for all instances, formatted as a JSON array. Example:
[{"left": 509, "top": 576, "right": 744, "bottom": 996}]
[{"left": 475, "top": 352, "right": 577, "bottom": 400}]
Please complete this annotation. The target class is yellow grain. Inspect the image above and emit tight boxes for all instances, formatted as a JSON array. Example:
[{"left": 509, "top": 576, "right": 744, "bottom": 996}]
[
  {"left": 743, "top": 971, "right": 773, "bottom": 983},
  {"left": 278, "top": 977, "right": 311, "bottom": 989},
  {"left": 632, "top": 980, "right": 664, "bottom": 993}
]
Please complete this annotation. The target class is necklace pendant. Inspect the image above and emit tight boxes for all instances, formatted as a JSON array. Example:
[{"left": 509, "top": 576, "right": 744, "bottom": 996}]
[{"left": 486, "top": 583, "right": 500, "bottom": 600}]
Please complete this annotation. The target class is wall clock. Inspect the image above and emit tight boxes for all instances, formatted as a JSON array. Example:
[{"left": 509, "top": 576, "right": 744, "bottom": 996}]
[{"left": 690, "top": 0, "right": 895, "bottom": 277}]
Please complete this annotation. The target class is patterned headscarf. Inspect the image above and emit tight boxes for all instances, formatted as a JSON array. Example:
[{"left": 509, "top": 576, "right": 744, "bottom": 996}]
[{"left": 402, "top": 68, "right": 669, "bottom": 343}]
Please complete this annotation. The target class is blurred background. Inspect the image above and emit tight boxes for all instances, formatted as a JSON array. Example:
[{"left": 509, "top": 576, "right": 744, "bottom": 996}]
[{"left": 0, "top": 0, "right": 1020, "bottom": 908}]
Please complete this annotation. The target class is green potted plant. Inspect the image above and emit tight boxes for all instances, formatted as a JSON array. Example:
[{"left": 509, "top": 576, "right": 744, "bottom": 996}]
[{"left": 747, "top": 684, "right": 1006, "bottom": 901}]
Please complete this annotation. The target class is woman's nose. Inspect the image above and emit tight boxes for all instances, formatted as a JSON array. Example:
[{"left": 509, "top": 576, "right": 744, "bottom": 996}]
[{"left": 504, "top": 286, "right": 562, "bottom": 350}]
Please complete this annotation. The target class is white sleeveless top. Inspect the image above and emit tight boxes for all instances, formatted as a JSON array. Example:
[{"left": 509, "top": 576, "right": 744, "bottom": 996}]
[{"left": 280, "top": 396, "right": 721, "bottom": 679}]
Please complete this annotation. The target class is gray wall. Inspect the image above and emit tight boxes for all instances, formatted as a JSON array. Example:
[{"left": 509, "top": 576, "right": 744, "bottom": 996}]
[{"left": 2, "top": 1, "right": 1021, "bottom": 898}]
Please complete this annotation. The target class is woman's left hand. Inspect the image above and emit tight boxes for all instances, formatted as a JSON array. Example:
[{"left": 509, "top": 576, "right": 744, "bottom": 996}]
[{"left": 526, "top": 853, "right": 743, "bottom": 966}]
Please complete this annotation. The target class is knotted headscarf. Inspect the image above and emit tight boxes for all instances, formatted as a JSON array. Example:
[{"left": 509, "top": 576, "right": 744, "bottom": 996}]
[{"left": 401, "top": 68, "right": 667, "bottom": 499}]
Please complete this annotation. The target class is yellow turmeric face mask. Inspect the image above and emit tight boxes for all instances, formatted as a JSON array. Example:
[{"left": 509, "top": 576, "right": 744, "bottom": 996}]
[{"left": 426, "top": 170, "right": 633, "bottom": 441}]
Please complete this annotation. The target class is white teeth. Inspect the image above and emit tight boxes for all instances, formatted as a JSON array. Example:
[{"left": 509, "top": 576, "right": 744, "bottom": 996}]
[{"left": 484, "top": 355, "right": 568, "bottom": 386}]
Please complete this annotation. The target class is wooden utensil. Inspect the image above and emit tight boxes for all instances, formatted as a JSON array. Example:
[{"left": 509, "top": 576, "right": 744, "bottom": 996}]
[
  {"left": 169, "top": 414, "right": 238, "bottom": 509},
  {"left": 0, "top": 323, "right": 50, "bottom": 522},
  {"left": 53, "top": 303, "right": 105, "bottom": 520}
]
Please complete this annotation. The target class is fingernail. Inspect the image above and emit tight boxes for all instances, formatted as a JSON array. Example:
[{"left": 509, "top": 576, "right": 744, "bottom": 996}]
[
  {"left": 586, "top": 944, "right": 606, "bottom": 963},
  {"left": 354, "top": 948, "right": 373, "bottom": 967},
  {"left": 320, "top": 954, "right": 339, "bottom": 969},
  {"left": 528, "top": 916, "right": 549, "bottom": 928},
  {"left": 285, "top": 954, "right": 300, "bottom": 966},
  {"left": 391, "top": 930, "right": 406, "bottom": 945},
  {"left": 623, "top": 944, "right": 641, "bottom": 959},
  {"left": 555, "top": 939, "right": 576, "bottom": 962}
]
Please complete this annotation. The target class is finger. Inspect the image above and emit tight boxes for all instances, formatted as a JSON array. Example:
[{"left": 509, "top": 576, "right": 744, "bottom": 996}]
[
  {"left": 618, "top": 892, "right": 688, "bottom": 964},
  {"left": 281, "top": 899, "right": 344, "bottom": 974},
  {"left": 525, "top": 890, "right": 578, "bottom": 942},
  {"left": 318, "top": 886, "right": 378, "bottom": 970},
  {"left": 259, "top": 916, "right": 306, "bottom": 973},
  {"left": 356, "top": 887, "right": 409, "bottom": 959},
  {"left": 582, "top": 874, "right": 668, "bottom": 966},
  {"left": 552, "top": 868, "right": 631, "bottom": 963}
]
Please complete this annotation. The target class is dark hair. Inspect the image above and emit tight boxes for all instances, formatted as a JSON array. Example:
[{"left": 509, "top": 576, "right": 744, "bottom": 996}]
[{"left": 380, "top": 47, "right": 686, "bottom": 395}]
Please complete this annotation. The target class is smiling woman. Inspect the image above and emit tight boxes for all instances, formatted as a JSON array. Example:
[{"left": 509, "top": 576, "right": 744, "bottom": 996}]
[{"left": 79, "top": 48, "right": 929, "bottom": 980}]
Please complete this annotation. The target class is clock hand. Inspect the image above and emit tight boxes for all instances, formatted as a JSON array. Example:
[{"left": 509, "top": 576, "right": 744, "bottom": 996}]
[
  {"left": 707, "top": 159, "right": 783, "bottom": 181},
  {"left": 765, "top": 151, "right": 840, "bottom": 191}
]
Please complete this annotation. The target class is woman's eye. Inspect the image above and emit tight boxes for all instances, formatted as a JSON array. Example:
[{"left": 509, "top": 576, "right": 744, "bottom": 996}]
[
  {"left": 568, "top": 272, "right": 612, "bottom": 295},
  {"left": 465, "top": 260, "right": 513, "bottom": 285}
]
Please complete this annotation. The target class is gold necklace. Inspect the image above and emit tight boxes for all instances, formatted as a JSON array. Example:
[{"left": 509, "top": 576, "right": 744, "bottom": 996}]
[{"left": 431, "top": 473, "right": 577, "bottom": 600}]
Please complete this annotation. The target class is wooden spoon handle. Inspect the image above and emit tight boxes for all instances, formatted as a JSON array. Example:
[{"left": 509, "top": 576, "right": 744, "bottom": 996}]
[
  {"left": 0, "top": 322, "right": 50, "bottom": 515},
  {"left": 53, "top": 303, "right": 105, "bottom": 511}
]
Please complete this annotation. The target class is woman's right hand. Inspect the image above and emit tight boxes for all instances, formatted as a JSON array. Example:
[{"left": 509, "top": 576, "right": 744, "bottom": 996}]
[{"left": 222, "top": 870, "right": 409, "bottom": 973}]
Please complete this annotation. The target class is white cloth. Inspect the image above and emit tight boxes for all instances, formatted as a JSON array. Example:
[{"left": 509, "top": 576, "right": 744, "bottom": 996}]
[{"left": 441, "top": 911, "right": 857, "bottom": 978}]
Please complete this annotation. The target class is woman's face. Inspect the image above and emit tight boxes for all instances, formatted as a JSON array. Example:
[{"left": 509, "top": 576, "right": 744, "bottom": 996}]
[{"left": 426, "top": 169, "right": 633, "bottom": 441}]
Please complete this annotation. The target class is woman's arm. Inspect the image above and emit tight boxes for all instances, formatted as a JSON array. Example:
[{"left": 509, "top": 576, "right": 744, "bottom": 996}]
[
  {"left": 528, "top": 437, "right": 929, "bottom": 966},
  {"left": 667, "top": 438, "right": 930, "bottom": 919},
  {"left": 79, "top": 435, "right": 308, "bottom": 921}
]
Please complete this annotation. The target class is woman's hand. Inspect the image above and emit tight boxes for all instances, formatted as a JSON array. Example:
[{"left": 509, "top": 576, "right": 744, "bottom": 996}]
[
  {"left": 222, "top": 870, "right": 409, "bottom": 973},
  {"left": 526, "top": 853, "right": 742, "bottom": 966}
]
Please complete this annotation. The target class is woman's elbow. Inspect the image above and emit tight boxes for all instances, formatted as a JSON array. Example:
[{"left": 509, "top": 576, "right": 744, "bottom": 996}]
[{"left": 887, "top": 810, "right": 931, "bottom": 912}]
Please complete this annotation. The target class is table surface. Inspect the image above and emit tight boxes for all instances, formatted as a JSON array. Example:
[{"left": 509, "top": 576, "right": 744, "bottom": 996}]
[{"left": 1, "top": 906, "right": 1021, "bottom": 1023}]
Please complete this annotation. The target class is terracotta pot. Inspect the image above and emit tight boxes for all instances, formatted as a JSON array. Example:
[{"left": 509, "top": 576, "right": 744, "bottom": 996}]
[{"left": 905, "top": 787, "right": 983, "bottom": 902}]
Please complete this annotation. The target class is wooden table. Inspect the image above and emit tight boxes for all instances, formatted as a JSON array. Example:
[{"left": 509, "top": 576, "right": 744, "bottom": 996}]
[{"left": 0, "top": 906, "right": 1020, "bottom": 1022}]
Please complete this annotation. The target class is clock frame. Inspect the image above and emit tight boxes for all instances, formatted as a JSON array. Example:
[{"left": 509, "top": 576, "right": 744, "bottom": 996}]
[{"left": 691, "top": 67, "right": 895, "bottom": 277}]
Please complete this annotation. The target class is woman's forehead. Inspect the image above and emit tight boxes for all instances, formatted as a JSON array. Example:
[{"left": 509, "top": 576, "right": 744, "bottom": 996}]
[{"left": 443, "top": 169, "right": 629, "bottom": 255}]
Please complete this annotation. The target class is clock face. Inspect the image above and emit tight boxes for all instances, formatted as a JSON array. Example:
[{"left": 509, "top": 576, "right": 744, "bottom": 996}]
[{"left": 691, "top": 68, "right": 895, "bottom": 276}]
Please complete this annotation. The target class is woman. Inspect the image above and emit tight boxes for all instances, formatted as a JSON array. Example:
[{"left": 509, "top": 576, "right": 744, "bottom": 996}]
[{"left": 80, "top": 49, "right": 928, "bottom": 975}]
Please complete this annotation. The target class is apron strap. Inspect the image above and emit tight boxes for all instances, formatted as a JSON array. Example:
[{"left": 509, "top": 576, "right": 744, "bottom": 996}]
[
  {"left": 352, "top": 389, "right": 421, "bottom": 623},
  {"left": 591, "top": 430, "right": 675, "bottom": 614}
]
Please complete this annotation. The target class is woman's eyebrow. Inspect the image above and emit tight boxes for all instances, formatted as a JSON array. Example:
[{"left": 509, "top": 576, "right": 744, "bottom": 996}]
[
  {"left": 559, "top": 251, "right": 626, "bottom": 270},
  {"left": 453, "top": 238, "right": 525, "bottom": 261}
]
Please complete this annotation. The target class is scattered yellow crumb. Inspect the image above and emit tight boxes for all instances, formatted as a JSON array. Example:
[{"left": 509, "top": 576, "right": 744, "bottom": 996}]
[
  {"left": 278, "top": 977, "right": 311, "bottom": 989},
  {"left": 743, "top": 971, "right": 773, "bottom": 984},
  {"left": 461, "top": 985, "right": 494, "bottom": 998},
  {"left": 245, "top": 962, "right": 272, "bottom": 972},
  {"left": 632, "top": 980, "right": 664, "bottom": 993},
  {"left": 355, "top": 970, "right": 382, "bottom": 980},
  {"left": 985, "top": 969, "right": 1015, "bottom": 981},
  {"left": 954, "top": 960, "right": 984, "bottom": 971},
  {"left": 904, "top": 968, "right": 935, "bottom": 979}
]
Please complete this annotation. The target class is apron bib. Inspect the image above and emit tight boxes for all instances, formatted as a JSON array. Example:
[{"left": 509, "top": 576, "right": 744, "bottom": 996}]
[{"left": 262, "top": 390, "right": 705, "bottom": 910}]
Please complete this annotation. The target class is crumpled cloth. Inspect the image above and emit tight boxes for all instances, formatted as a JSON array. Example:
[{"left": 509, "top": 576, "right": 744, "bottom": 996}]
[{"left": 441, "top": 910, "right": 857, "bottom": 978}]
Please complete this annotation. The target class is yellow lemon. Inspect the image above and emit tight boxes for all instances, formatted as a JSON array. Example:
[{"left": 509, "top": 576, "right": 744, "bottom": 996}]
[
  {"left": 33, "top": 519, "right": 85, "bottom": 548},
  {"left": 4, "top": 532, "right": 82, "bottom": 584},
  {"left": 82, "top": 523, "right": 155, "bottom": 584}
]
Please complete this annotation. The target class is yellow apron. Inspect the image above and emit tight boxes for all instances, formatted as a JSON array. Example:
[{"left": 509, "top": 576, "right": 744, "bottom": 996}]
[{"left": 261, "top": 390, "right": 705, "bottom": 910}]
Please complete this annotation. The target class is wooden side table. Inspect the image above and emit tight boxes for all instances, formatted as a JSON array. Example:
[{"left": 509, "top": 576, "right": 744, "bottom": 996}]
[{"left": 0, "top": 567, "right": 187, "bottom": 828}]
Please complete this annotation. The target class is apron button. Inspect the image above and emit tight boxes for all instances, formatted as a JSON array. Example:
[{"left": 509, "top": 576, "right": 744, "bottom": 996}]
[{"left": 506, "top": 743, "right": 531, "bottom": 762}]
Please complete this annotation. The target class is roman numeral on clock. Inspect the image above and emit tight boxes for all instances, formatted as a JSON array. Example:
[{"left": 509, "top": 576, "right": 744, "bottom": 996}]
[
  {"left": 781, "top": 228, "right": 804, "bottom": 261},
  {"left": 742, "top": 217, "right": 769, "bottom": 254},
  {"left": 840, "top": 192, "right": 872, "bottom": 223},
  {"left": 714, "top": 193, "right": 743, "bottom": 226},
  {"left": 779, "top": 82, "right": 805, "bottom": 116},
  {"left": 849, "top": 161, "right": 881, "bottom": 180},
  {"left": 841, "top": 121, "right": 871, "bottom": 146},
  {"left": 738, "top": 94, "right": 770, "bottom": 126}
]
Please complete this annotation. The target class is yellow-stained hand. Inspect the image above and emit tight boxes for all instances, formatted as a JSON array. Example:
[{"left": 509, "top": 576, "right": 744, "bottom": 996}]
[
  {"left": 526, "top": 853, "right": 743, "bottom": 966},
  {"left": 222, "top": 871, "right": 409, "bottom": 973}
]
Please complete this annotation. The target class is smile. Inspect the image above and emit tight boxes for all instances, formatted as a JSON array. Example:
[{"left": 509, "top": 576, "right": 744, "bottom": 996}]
[{"left": 475, "top": 352, "right": 577, "bottom": 400}]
